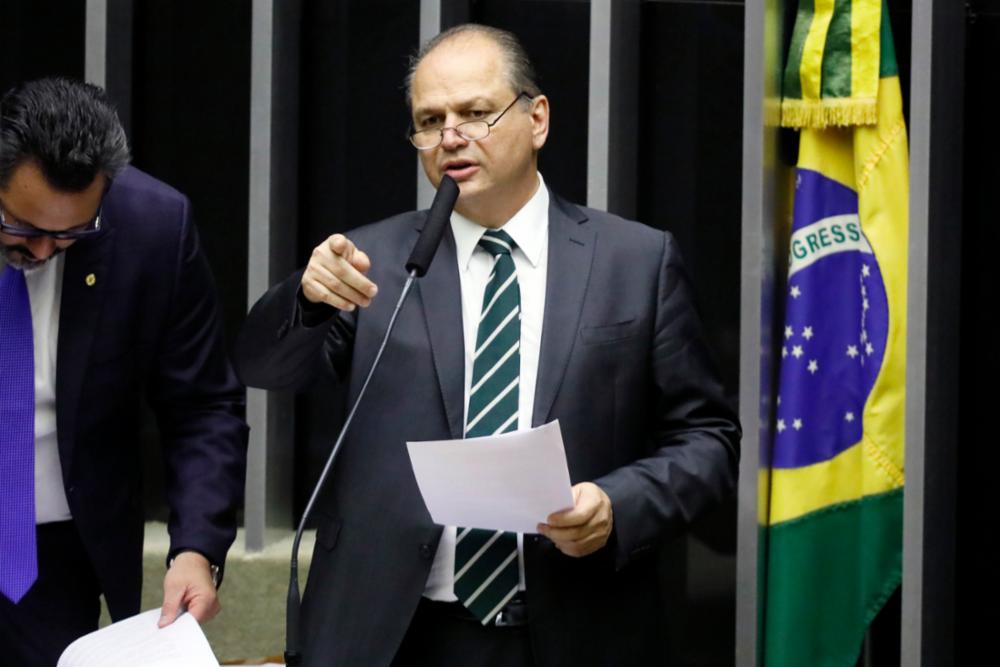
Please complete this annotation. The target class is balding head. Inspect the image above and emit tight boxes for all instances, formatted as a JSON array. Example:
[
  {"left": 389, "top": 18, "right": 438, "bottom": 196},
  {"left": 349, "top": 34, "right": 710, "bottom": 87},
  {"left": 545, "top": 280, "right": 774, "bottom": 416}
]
[{"left": 405, "top": 24, "right": 541, "bottom": 108}]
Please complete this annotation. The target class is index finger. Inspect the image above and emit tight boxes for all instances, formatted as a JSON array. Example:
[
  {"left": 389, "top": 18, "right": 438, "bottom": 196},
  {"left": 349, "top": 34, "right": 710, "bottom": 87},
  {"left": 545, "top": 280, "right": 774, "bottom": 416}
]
[{"left": 331, "top": 253, "right": 378, "bottom": 299}]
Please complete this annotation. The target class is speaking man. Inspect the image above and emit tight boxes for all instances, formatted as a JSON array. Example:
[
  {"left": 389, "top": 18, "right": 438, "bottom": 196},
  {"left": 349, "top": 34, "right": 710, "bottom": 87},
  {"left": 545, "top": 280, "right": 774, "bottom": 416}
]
[
  {"left": 236, "top": 24, "right": 739, "bottom": 666},
  {"left": 0, "top": 78, "right": 248, "bottom": 665}
]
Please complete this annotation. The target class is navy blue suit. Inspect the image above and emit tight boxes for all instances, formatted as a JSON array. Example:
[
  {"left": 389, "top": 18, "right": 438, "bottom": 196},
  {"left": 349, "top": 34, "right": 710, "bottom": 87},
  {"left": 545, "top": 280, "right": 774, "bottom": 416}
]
[
  {"left": 236, "top": 191, "right": 739, "bottom": 666},
  {"left": 1, "top": 166, "right": 248, "bottom": 662}
]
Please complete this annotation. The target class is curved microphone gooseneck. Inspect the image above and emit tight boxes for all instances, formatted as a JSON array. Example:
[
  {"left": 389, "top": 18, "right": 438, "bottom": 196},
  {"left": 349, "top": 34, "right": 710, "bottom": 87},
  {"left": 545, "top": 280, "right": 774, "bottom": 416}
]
[{"left": 284, "top": 175, "right": 459, "bottom": 666}]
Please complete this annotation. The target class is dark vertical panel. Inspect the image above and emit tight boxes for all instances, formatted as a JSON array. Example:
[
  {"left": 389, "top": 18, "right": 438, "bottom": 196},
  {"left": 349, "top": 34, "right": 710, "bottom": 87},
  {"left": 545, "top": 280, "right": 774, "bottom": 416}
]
[
  {"left": 298, "top": 0, "right": 417, "bottom": 256},
  {"left": 295, "top": 0, "right": 420, "bottom": 522},
  {"left": 640, "top": 2, "right": 743, "bottom": 665},
  {"left": 637, "top": 0, "right": 743, "bottom": 422},
  {"left": 105, "top": 0, "right": 135, "bottom": 136},
  {"left": 131, "top": 0, "right": 251, "bottom": 519},
  {"left": 131, "top": 0, "right": 250, "bottom": 350},
  {"left": 957, "top": 2, "right": 997, "bottom": 665},
  {"left": 0, "top": 0, "right": 85, "bottom": 92},
  {"left": 471, "top": 0, "right": 590, "bottom": 204}
]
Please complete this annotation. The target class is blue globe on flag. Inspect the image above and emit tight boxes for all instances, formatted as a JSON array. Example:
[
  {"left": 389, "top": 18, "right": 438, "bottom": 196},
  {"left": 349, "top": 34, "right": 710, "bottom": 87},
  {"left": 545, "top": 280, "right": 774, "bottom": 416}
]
[{"left": 772, "top": 168, "right": 890, "bottom": 469}]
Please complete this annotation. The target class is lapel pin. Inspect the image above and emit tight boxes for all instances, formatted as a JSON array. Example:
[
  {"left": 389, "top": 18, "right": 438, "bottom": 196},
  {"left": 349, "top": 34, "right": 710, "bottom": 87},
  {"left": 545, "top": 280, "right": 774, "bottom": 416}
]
[{"left": 85, "top": 273, "right": 96, "bottom": 287}]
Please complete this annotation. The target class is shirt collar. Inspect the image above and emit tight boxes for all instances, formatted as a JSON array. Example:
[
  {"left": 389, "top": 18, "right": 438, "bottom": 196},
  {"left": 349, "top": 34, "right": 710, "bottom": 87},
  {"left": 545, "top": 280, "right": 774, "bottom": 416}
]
[{"left": 451, "top": 173, "right": 549, "bottom": 271}]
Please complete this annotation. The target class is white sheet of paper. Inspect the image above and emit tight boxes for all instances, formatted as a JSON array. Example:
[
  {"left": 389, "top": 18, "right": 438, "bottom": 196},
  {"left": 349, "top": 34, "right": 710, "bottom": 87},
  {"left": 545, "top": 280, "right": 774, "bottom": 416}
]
[
  {"left": 406, "top": 420, "right": 574, "bottom": 533},
  {"left": 57, "top": 609, "right": 218, "bottom": 667}
]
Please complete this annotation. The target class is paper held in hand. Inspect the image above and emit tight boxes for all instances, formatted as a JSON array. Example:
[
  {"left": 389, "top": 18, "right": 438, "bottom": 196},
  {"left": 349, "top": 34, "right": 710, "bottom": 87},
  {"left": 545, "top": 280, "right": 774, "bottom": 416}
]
[
  {"left": 58, "top": 608, "right": 218, "bottom": 667},
  {"left": 406, "top": 420, "right": 575, "bottom": 533}
]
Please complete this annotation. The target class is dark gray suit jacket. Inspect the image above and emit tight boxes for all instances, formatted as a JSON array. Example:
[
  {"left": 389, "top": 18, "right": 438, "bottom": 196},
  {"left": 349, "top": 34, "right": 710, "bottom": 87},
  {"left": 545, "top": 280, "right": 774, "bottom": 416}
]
[{"left": 235, "top": 191, "right": 740, "bottom": 666}]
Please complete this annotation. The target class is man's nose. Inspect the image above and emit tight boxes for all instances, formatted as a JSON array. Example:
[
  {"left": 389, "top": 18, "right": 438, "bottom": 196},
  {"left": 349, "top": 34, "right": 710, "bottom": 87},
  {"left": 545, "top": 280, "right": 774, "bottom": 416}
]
[
  {"left": 440, "top": 126, "right": 469, "bottom": 151},
  {"left": 27, "top": 236, "right": 58, "bottom": 260}
]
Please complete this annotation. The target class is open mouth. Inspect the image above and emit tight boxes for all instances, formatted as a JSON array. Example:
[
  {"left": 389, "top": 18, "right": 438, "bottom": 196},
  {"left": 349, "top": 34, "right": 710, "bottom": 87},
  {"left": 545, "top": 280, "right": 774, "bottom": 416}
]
[{"left": 443, "top": 160, "right": 478, "bottom": 179}]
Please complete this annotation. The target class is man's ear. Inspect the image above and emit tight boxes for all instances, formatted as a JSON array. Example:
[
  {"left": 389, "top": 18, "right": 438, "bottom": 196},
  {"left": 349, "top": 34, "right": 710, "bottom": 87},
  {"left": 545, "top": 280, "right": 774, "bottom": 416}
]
[{"left": 530, "top": 95, "right": 550, "bottom": 151}]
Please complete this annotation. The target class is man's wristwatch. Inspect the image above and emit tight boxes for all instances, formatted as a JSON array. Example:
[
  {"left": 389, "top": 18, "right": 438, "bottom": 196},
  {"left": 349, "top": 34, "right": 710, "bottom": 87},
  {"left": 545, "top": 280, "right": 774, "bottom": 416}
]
[{"left": 169, "top": 551, "right": 221, "bottom": 588}]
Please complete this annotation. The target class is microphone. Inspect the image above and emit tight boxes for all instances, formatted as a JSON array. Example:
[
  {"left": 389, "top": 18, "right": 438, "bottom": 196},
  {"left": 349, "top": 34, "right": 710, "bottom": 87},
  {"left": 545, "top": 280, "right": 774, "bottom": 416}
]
[
  {"left": 406, "top": 175, "right": 459, "bottom": 276},
  {"left": 284, "top": 175, "right": 460, "bottom": 666}
]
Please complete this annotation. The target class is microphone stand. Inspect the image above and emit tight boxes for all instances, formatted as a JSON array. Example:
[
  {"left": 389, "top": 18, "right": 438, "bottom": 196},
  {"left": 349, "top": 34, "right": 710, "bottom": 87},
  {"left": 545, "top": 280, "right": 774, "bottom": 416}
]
[
  {"left": 284, "top": 269, "right": 420, "bottom": 666},
  {"left": 283, "top": 174, "right": 456, "bottom": 665}
]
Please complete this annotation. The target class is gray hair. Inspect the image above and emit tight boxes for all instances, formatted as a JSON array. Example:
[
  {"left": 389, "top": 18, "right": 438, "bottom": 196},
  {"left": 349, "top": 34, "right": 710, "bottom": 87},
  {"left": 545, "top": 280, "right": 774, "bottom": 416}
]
[{"left": 404, "top": 24, "right": 542, "bottom": 107}]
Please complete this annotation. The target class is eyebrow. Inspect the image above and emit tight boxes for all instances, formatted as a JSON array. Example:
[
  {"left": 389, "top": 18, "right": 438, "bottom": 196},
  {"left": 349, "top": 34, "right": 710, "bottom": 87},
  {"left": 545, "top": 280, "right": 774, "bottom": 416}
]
[{"left": 413, "top": 96, "right": 497, "bottom": 118}]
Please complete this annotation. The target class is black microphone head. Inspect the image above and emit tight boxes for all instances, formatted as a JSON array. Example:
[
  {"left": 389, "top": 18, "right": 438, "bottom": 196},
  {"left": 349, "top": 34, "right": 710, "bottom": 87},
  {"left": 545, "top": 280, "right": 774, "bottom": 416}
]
[{"left": 405, "top": 175, "right": 460, "bottom": 277}]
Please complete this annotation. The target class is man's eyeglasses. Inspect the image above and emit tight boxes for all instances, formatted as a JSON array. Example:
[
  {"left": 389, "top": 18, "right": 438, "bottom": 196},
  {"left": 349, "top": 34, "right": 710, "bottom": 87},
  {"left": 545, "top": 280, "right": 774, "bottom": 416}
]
[
  {"left": 0, "top": 200, "right": 103, "bottom": 240},
  {"left": 409, "top": 92, "right": 533, "bottom": 150}
]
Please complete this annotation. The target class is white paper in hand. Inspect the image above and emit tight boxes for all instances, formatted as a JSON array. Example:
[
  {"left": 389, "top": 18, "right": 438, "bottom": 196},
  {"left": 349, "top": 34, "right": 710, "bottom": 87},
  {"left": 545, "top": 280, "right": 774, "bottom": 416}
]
[
  {"left": 57, "top": 609, "right": 218, "bottom": 667},
  {"left": 406, "top": 420, "right": 575, "bottom": 533}
]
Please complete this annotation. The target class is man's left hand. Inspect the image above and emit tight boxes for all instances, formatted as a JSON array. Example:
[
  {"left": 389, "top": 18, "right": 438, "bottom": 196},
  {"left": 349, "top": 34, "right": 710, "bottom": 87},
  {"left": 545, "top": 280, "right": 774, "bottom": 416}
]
[
  {"left": 538, "top": 482, "right": 614, "bottom": 557},
  {"left": 158, "top": 551, "right": 220, "bottom": 628}
]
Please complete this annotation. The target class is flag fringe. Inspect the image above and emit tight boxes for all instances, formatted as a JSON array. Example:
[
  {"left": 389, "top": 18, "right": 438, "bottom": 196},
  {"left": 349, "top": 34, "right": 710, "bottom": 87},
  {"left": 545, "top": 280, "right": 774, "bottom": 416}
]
[{"left": 780, "top": 97, "right": 878, "bottom": 129}]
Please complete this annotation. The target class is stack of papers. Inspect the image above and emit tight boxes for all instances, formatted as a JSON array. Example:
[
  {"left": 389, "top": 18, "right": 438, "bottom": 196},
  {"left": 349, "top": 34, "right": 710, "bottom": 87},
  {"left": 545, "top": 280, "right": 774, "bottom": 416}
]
[{"left": 58, "top": 609, "right": 218, "bottom": 667}]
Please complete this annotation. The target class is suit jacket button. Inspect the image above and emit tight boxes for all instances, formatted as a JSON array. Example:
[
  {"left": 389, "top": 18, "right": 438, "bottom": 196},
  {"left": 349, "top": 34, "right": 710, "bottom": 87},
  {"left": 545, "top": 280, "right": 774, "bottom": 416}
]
[
  {"left": 419, "top": 543, "right": 433, "bottom": 559},
  {"left": 277, "top": 319, "right": 290, "bottom": 339}
]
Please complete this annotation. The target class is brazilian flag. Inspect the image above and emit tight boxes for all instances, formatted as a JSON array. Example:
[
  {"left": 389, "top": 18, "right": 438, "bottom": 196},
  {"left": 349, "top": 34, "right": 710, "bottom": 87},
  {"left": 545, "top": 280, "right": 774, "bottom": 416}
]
[{"left": 764, "top": 1, "right": 908, "bottom": 665}]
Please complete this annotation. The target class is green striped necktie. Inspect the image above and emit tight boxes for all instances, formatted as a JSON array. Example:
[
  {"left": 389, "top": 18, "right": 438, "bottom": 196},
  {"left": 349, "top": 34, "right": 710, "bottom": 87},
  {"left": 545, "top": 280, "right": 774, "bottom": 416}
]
[{"left": 454, "top": 229, "right": 521, "bottom": 624}]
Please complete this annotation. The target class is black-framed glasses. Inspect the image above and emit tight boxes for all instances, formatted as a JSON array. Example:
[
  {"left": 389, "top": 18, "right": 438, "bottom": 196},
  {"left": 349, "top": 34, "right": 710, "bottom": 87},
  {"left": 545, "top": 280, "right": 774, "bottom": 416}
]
[
  {"left": 0, "top": 199, "right": 103, "bottom": 240},
  {"left": 409, "top": 92, "right": 533, "bottom": 150}
]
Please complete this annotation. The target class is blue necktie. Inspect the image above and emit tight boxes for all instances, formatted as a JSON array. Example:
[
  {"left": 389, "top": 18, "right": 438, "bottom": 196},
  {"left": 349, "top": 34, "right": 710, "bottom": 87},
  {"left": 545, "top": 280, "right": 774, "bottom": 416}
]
[
  {"left": 0, "top": 265, "right": 37, "bottom": 603},
  {"left": 454, "top": 230, "right": 521, "bottom": 624}
]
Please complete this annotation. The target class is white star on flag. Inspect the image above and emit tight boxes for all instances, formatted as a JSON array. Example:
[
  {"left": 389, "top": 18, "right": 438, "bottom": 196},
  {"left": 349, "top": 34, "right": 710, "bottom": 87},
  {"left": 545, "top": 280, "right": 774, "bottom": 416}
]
[
  {"left": 866, "top": 342, "right": 874, "bottom": 355},
  {"left": 777, "top": 419, "right": 786, "bottom": 433},
  {"left": 782, "top": 346, "right": 788, "bottom": 358},
  {"left": 807, "top": 359, "right": 819, "bottom": 374},
  {"left": 785, "top": 326, "right": 794, "bottom": 339},
  {"left": 790, "top": 285, "right": 802, "bottom": 298},
  {"left": 845, "top": 412, "right": 855, "bottom": 422},
  {"left": 862, "top": 264, "right": 871, "bottom": 277},
  {"left": 847, "top": 345, "right": 859, "bottom": 358},
  {"left": 792, "top": 345, "right": 804, "bottom": 359},
  {"left": 802, "top": 326, "right": 814, "bottom": 340},
  {"left": 793, "top": 418, "right": 803, "bottom": 431}
]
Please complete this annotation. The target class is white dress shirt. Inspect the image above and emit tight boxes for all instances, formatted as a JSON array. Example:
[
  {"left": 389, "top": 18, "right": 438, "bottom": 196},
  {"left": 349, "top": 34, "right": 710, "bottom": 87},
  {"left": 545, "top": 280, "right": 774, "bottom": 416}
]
[
  {"left": 1, "top": 254, "right": 72, "bottom": 524},
  {"left": 423, "top": 174, "right": 549, "bottom": 601}
]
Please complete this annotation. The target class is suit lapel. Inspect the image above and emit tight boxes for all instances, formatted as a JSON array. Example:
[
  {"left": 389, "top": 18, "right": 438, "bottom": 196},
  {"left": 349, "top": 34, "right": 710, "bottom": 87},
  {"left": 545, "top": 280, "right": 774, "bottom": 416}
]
[
  {"left": 56, "top": 226, "right": 114, "bottom": 473},
  {"left": 533, "top": 193, "right": 595, "bottom": 426},
  {"left": 415, "top": 219, "right": 466, "bottom": 439}
]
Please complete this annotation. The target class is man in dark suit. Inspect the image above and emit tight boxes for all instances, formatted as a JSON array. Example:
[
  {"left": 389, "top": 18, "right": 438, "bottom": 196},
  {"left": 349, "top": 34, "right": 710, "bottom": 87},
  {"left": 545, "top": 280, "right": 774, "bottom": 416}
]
[
  {"left": 236, "top": 24, "right": 739, "bottom": 666},
  {"left": 0, "top": 78, "right": 248, "bottom": 665}
]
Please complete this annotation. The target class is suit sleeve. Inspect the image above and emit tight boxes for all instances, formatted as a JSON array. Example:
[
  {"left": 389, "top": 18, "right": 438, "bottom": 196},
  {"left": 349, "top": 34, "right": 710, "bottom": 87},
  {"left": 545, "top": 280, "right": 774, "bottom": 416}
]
[
  {"left": 593, "top": 231, "right": 741, "bottom": 570},
  {"left": 233, "top": 266, "right": 359, "bottom": 392},
  {"left": 145, "top": 198, "right": 250, "bottom": 574}
]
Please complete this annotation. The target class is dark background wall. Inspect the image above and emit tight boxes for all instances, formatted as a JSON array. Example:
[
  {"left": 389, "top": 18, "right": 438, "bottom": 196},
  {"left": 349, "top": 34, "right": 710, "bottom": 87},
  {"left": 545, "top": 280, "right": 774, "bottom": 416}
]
[
  {"left": 0, "top": 0, "right": 85, "bottom": 91},
  {"left": 637, "top": 1, "right": 744, "bottom": 663},
  {"left": 957, "top": 1, "right": 998, "bottom": 664}
]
